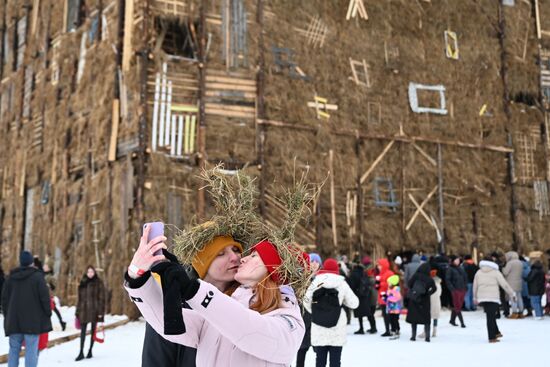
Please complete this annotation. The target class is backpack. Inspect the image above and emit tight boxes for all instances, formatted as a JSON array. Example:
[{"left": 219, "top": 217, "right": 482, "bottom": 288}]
[
  {"left": 407, "top": 279, "right": 428, "bottom": 302},
  {"left": 311, "top": 287, "right": 342, "bottom": 328}
]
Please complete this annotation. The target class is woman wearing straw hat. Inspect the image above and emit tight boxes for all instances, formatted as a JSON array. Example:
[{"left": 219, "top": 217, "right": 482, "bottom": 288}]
[{"left": 125, "top": 231, "right": 310, "bottom": 367}]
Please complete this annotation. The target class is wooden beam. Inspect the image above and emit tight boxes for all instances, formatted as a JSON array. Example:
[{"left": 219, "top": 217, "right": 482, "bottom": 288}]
[
  {"left": 329, "top": 150, "right": 338, "bottom": 249},
  {"left": 535, "top": 0, "right": 542, "bottom": 39},
  {"left": 408, "top": 193, "right": 436, "bottom": 229},
  {"left": 412, "top": 142, "right": 436, "bottom": 166},
  {"left": 360, "top": 140, "right": 395, "bottom": 184},
  {"left": 405, "top": 185, "right": 438, "bottom": 231},
  {"left": 122, "top": 0, "right": 134, "bottom": 72},
  {"left": 256, "top": 119, "right": 513, "bottom": 153},
  {"left": 108, "top": 99, "right": 120, "bottom": 162}
]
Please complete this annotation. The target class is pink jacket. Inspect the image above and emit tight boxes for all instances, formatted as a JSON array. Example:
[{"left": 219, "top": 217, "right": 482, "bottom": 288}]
[{"left": 125, "top": 276, "right": 304, "bottom": 366}]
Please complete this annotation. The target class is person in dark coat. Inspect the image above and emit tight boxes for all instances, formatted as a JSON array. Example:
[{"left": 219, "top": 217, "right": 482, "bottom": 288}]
[
  {"left": 462, "top": 255, "right": 479, "bottom": 311},
  {"left": 75, "top": 265, "right": 105, "bottom": 361},
  {"left": 2, "top": 251, "right": 52, "bottom": 367},
  {"left": 347, "top": 260, "right": 377, "bottom": 334},
  {"left": 0, "top": 264, "right": 4, "bottom": 314},
  {"left": 526, "top": 261, "right": 546, "bottom": 319},
  {"left": 446, "top": 256, "right": 468, "bottom": 327},
  {"left": 296, "top": 305, "right": 311, "bottom": 367},
  {"left": 406, "top": 263, "right": 436, "bottom": 342}
]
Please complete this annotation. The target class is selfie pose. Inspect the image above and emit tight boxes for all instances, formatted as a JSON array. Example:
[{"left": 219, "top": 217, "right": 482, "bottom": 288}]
[
  {"left": 126, "top": 231, "right": 309, "bottom": 366},
  {"left": 125, "top": 168, "right": 314, "bottom": 366}
]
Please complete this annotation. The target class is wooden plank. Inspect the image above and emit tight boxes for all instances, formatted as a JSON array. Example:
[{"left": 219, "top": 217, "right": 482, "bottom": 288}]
[
  {"left": 360, "top": 140, "right": 395, "bottom": 184},
  {"left": 205, "top": 82, "right": 256, "bottom": 92},
  {"left": 205, "top": 75, "right": 255, "bottom": 85},
  {"left": 31, "top": 0, "right": 40, "bottom": 35},
  {"left": 204, "top": 108, "right": 255, "bottom": 119},
  {"left": 257, "top": 119, "right": 514, "bottom": 153},
  {"left": 408, "top": 193, "right": 437, "bottom": 229},
  {"left": 412, "top": 143, "right": 437, "bottom": 166},
  {"left": 329, "top": 149, "right": 338, "bottom": 249},
  {"left": 205, "top": 90, "right": 256, "bottom": 99},
  {"left": 108, "top": 99, "right": 120, "bottom": 161},
  {"left": 122, "top": 0, "right": 134, "bottom": 72},
  {"left": 405, "top": 185, "right": 438, "bottom": 231},
  {"left": 535, "top": 0, "right": 542, "bottom": 39},
  {"left": 205, "top": 103, "right": 255, "bottom": 113}
]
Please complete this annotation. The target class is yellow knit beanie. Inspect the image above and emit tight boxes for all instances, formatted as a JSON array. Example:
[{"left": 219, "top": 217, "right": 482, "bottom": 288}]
[{"left": 191, "top": 235, "right": 243, "bottom": 279}]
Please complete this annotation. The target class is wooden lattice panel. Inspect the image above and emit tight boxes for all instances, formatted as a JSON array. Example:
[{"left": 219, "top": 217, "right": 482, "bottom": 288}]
[
  {"left": 515, "top": 133, "right": 536, "bottom": 183},
  {"left": 534, "top": 180, "right": 550, "bottom": 218},
  {"left": 296, "top": 16, "right": 328, "bottom": 49}
]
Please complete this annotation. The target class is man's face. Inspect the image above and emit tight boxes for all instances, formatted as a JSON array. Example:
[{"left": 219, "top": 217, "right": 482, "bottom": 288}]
[
  {"left": 205, "top": 245, "right": 242, "bottom": 283},
  {"left": 235, "top": 250, "right": 269, "bottom": 286}
]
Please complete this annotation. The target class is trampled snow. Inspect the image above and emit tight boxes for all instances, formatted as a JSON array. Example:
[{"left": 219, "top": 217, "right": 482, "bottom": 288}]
[{"left": 2, "top": 306, "right": 548, "bottom": 366}]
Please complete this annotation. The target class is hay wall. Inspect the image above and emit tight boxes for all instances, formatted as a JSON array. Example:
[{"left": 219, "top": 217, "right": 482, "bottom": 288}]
[{"left": 1, "top": 0, "right": 550, "bottom": 317}]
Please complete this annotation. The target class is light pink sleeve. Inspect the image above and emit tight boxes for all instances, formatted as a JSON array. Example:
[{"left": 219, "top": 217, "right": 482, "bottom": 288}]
[
  {"left": 187, "top": 280, "right": 305, "bottom": 364},
  {"left": 124, "top": 276, "right": 204, "bottom": 348}
]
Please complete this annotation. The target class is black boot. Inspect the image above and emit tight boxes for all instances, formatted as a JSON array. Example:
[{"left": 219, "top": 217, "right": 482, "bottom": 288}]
[
  {"left": 449, "top": 311, "right": 458, "bottom": 326},
  {"left": 355, "top": 318, "right": 365, "bottom": 334},
  {"left": 61, "top": 321, "right": 67, "bottom": 331},
  {"left": 75, "top": 352, "right": 85, "bottom": 361},
  {"left": 86, "top": 349, "right": 93, "bottom": 359},
  {"left": 458, "top": 313, "right": 466, "bottom": 328},
  {"left": 424, "top": 324, "right": 431, "bottom": 342},
  {"left": 410, "top": 324, "right": 417, "bottom": 341}
]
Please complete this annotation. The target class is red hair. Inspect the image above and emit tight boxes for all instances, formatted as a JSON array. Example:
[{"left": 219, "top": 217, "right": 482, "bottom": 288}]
[{"left": 249, "top": 276, "right": 281, "bottom": 314}]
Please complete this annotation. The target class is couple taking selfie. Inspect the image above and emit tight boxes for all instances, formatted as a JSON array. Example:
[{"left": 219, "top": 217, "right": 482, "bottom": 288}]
[{"left": 124, "top": 169, "right": 313, "bottom": 367}]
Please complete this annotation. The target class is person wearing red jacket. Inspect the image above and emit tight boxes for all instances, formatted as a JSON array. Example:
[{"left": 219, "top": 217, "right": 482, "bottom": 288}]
[{"left": 375, "top": 258, "right": 395, "bottom": 337}]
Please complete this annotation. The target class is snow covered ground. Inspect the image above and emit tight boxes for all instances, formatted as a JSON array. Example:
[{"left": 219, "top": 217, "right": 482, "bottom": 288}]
[{"left": 2, "top": 307, "right": 548, "bottom": 366}]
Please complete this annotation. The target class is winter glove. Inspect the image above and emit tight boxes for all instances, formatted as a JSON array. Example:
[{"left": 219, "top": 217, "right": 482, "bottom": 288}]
[
  {"left": 381, "top": 292, "right": 388, "bottom": 302},
  {"left": 150, "top": 250, "right": 199, "bottom": 335}
]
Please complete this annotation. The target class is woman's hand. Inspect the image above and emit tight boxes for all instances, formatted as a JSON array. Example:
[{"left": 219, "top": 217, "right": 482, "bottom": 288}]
[{"left": 128, "top": 224, "right": 167, "bottom": 277}]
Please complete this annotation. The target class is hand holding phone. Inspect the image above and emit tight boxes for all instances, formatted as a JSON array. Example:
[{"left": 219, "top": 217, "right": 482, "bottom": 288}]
[
  {"left": 128, "top": 222, "right": 167, "bottom": 278},
  {"left": 144, "top": 222, "right": 165, "bottom": 256}
]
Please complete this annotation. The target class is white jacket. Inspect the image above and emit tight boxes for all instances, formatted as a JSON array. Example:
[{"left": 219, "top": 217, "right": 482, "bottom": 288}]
[
  {"left": 304, "top": 273, "right": 359, "bottom": 347},
  {"left": 430, "top": 276, "right": 442, "bottom": 319},
  {"left": 473, "top": 260, "right": 515, "bottom": 304}
]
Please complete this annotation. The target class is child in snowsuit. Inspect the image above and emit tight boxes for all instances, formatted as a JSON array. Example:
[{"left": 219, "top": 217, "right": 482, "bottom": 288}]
[{"left": 386, "top": 275, "right": 402, "bottom": 339}]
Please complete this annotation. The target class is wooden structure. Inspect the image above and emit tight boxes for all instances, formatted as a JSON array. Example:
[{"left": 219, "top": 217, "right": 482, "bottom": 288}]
[{"left": 1, "top": 0, "right": 550, "bottom": 316}]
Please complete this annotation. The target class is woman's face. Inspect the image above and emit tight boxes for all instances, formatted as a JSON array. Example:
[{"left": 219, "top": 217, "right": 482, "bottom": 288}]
[
  {"left": 86, "top": 267, "right": 95, "bottom": 279},
  {"left": 205, "top": 245, "right": 242, "bottom": 283},
  {"left": 235, "top": 250, "right": 268, "bottom": 286}
]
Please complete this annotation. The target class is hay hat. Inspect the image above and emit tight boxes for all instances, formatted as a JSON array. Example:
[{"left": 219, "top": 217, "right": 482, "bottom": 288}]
[{"left": 173, "top": 167, "right": 267, "bottom": 266}]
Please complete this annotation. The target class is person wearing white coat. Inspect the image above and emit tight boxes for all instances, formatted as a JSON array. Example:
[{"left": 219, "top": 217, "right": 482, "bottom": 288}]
[
  {"left": 419, "top": 270, "right": 442, "bottom": 339},
  {"left": 304, "top": 258, "right": 359, "bottom": 367}
]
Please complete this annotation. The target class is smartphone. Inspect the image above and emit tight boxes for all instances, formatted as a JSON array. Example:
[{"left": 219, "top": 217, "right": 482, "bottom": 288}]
[{"left": 143, "top": 222, "right": 164, "bottom": 257}]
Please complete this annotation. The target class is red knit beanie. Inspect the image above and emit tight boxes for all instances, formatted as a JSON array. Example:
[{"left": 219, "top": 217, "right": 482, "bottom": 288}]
[
  {"left": 253, "top": 240, "right": 283, "bottom": 283},
  {"left": 252, "top": 240, "right": 310, "bottom": 284},
  {"left": 318, "top": 258, "right": 339, "bottom": 275}
]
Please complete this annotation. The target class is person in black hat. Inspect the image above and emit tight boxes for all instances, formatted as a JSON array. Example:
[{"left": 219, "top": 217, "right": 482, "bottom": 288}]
[{"left": 1, "top": 251, "right": 52, "bottom": 367}]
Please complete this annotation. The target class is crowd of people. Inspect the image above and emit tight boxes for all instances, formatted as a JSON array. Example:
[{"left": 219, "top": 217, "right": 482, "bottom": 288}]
[
  {"left": 1, "top": 244, "right": 549, "bottom": 367},
  {"left": 296, "top": 250, "right": 550, "bottom": 366},
  {"left": 1, "top": 251, "right": 105, "bottom": 367}
]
